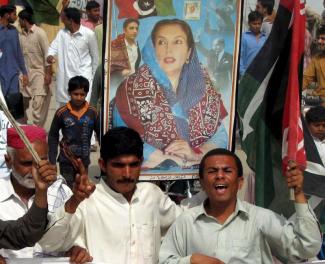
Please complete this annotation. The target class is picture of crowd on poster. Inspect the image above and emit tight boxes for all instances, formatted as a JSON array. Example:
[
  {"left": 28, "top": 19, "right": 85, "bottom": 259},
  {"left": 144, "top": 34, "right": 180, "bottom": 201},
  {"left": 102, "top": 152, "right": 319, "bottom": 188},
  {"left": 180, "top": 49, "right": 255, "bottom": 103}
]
[
  {"left": 303, "top": 0, "right": 325, "bottom": 108},
  {"left": 107, "top": 0, "right": 238, "bottom": 177}
]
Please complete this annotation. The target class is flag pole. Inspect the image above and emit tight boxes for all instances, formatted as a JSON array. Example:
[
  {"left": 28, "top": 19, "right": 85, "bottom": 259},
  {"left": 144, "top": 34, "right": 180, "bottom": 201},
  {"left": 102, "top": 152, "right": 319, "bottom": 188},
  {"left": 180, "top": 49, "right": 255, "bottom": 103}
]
[{"left": 0, "top": 97, "right": 41, "bottom": 164}]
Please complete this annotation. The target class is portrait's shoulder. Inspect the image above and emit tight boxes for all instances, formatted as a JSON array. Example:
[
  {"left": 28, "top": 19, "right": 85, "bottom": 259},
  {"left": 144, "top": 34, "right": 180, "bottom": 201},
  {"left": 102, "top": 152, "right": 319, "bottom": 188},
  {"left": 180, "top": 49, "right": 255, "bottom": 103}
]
[{"left": 111, "top": 34, "right": 125, "bottom": 48}]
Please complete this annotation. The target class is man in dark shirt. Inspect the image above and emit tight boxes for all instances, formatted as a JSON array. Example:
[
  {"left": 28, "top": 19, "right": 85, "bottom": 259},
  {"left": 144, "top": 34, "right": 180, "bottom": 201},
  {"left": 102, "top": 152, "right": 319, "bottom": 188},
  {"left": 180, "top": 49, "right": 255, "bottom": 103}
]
[
  {"left": 0, "top": 5, "right": 28, "bottom": 97},
  {"left": 48, "top": 76, "right": 100, "bottom": 188}
]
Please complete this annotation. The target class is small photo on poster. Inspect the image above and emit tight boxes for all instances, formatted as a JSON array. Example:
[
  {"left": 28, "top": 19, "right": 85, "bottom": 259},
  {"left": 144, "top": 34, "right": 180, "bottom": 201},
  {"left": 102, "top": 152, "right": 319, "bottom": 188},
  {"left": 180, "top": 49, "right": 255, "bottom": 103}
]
[{"left": 184, "top": 1, "right": 201, "bottom": 20}]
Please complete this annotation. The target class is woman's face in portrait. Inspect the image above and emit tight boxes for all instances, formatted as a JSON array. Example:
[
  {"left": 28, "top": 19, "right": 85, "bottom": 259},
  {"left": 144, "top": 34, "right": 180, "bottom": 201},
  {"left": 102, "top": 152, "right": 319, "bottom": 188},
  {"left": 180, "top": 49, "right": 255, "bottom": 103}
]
[{"left": 154, "top": 24, "right": 191, "bottom": 78}]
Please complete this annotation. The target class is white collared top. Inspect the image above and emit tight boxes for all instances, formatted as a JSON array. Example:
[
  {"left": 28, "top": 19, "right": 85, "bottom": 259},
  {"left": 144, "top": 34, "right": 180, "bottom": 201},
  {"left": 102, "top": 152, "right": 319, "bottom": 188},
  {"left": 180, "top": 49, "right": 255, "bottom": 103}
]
[
  {"left": 0, "top": 175, "right": 72, "bottom": 258},
  {"left": 48, "top": 25, "right": 99, "bottom": 103},
  {"left": 40, "top": 180, "right": 181, "bottom": 264}
]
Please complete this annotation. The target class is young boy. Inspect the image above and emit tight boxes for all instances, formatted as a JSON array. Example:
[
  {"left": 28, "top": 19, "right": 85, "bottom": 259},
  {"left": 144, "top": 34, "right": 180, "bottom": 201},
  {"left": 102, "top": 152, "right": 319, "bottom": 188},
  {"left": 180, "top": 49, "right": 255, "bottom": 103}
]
[
  {"left": 48, "top": 76, "right": 100, "bottom": 187},
  {"left": 305, "top": 106, "right": 325, "bottom": 165},
  {"left": 240, "top": 11, "right": 266, "bottom": 76}
]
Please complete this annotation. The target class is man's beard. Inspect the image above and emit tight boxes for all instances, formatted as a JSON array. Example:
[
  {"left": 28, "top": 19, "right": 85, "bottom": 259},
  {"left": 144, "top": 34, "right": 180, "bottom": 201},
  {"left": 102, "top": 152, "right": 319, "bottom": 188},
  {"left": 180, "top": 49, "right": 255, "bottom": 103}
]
[
  {"left": 317, "top": 45, "right": 325, "bottom": 55},
  {"left": 11, "top": 168, "right": 35, "bottom": 189}
]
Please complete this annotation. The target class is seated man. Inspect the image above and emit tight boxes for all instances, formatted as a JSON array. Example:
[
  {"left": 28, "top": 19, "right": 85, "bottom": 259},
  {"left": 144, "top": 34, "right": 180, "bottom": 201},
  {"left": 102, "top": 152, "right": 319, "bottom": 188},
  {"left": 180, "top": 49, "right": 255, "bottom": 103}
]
[
  {"left": 159, "top": 148, "right": 322, "bottom": 264},
  {"left": 0, "top": 126, "right": 91, "bottom": 264},
  {"left": 39, "top": 127, "right": 181, "bottom": 263}
]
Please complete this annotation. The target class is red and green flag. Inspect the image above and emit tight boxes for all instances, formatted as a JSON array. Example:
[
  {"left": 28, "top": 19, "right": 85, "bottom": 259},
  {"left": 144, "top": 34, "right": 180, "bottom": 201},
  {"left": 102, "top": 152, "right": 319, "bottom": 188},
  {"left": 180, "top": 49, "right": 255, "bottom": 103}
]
[
  {"left": 114, "top": 0, "right": 175, "bottom": 19},
  {"left": 238, "top": 0, "right": 306, "bottom": 213}
]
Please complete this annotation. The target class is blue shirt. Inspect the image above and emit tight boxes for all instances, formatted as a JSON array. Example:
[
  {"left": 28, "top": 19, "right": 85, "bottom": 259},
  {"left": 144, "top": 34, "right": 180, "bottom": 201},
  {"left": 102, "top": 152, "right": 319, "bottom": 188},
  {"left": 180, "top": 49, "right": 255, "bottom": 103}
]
[
  {"left": 240, "top": 30, "right": 266, "bottom": 76},
  {"left": 0, "top": 24, "right": 27, "bottom": 94}
]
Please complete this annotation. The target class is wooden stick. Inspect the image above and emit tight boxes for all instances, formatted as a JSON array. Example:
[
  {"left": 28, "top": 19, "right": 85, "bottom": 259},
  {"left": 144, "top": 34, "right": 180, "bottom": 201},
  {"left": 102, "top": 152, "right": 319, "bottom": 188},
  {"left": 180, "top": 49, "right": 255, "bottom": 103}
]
[{"left": 0, "top": 97, "right": 41, "bottom": 164}]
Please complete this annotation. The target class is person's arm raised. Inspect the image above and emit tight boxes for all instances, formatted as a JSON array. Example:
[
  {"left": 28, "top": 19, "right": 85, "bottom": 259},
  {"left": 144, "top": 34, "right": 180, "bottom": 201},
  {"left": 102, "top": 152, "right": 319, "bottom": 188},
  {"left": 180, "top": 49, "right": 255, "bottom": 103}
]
[
  {"left": 65, "top": 159, "right": 96, "bottom": 214},
  {"left": 33, "top": 160, "right": 57, "bottom": 208},
  {"left": 285, "top": 161, "right": 307, "bottom": 204}
]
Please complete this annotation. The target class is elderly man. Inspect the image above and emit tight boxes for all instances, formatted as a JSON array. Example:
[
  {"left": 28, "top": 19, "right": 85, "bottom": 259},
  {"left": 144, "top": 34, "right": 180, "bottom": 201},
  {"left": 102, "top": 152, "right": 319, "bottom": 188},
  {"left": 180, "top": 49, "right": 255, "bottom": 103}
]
[
  {"left": 0, "top": 125, "right": 55, "bottom": 264},
  {"left": 47, "top": 7, "right": 98, "bottom": 108},
  {"left": 159, "top": 148, "right": 322, "bottom": 263},
  {"left": 0, "top": 125, "right": 91, "bottom": 264},
  {"left": 0, "top": 126, "right": 55, "bottom": 251},
  {"left": 39, "top": 127, "right": 181, "bottom": 263}
]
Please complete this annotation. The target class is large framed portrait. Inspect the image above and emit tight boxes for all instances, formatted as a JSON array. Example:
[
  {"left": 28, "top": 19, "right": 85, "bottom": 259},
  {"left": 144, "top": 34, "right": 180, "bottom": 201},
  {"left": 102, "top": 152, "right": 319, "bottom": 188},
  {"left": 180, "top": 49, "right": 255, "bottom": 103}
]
[{"left": 103, "top": 0, "right": 241, "bottom": 180}]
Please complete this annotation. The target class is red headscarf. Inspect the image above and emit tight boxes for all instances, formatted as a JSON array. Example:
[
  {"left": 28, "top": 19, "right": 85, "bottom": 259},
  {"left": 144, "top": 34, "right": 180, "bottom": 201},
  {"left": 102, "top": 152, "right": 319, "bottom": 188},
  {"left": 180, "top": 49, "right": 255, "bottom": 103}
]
[{"left": 7, "top": 125, "right": 47, "bottom": 149}]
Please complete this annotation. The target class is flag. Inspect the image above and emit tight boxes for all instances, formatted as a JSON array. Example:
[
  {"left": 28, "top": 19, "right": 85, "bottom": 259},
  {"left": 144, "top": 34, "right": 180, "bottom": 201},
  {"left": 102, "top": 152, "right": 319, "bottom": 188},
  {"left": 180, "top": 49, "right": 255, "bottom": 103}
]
[
  {"left": 282, "top": 0, "right": 306, "bottom": 173},
  {"left": 115, "top": 0, "right": 139, "bottom": 19},
  {"left": 0, "top": 0, "right": 9, "bottom": 6},
  {"left": 155, "top": 0, "right": 176, "bottom": 16},
  {"left": 25, "top": 0, "right": 60, "bottom": 25},
  {"left": 114, "top": 0, "right": 175, "bottom": 19},
  {"left": 302, "top": 118, "right": 325, "bottom": 198},
  {"left": 238, "top": 0, "right": 305, "bottom": 211}
]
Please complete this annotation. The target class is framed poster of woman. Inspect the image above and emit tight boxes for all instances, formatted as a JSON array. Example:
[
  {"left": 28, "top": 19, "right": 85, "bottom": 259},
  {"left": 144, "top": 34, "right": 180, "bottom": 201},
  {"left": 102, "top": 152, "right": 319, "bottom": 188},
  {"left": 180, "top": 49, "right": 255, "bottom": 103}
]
[{"left": 103, "top": 0, "right": 241, "bottom": 180}]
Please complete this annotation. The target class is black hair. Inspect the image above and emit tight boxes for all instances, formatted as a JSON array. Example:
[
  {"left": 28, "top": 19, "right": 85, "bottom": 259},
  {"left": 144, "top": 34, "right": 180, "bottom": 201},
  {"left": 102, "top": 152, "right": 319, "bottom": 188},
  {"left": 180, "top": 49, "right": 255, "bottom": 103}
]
[
  {"left": 86, "top": 1, "right": 100, "bottom": 11},
  {"left": 248, "top": 10, "right": 263, "bottom": 23},
  {"left": 123, "top": 18, "right": 139, "bottom": 29},
  {"left": 63, "top": 7, "right": 81, "bottom": 24},
  {"left": 199, "top": 148, "right": 243, "bottom": 179},
  {"left": 258, "top": 0, "right": 274, "bottom": 15},
  {"left": 68, "top": 76, "right": 89, "bottom": 93},
  {"left": 0, "top": 5, "right": 16, "bottom": 17},
  {"left": 305, "top": 106, "right": 325, "bottom": 124},
  {"left": 100, "top": 127, "right": 143, "bottom": 163},
  {"left": 18, "top": 7, "right": 34, "bottom": 24},
  {"left": 151, "top": 19, "right": 194, "bottom": 49},
  {"left": 318, "top": 26, "right": 325, "bottom": 37}
]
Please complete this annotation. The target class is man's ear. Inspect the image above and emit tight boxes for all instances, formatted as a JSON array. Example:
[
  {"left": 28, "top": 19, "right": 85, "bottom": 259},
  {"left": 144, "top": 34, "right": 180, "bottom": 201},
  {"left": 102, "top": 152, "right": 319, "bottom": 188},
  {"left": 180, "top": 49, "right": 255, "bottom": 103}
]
[
  {"left": 238, "top": 176, "right": 244, "bottom": 190},
  {"left": 98, "top": 158, "right": 106, "bottom": 173},
  {"left": 5, "top": 154, "right": 12, "bottom": 169}
]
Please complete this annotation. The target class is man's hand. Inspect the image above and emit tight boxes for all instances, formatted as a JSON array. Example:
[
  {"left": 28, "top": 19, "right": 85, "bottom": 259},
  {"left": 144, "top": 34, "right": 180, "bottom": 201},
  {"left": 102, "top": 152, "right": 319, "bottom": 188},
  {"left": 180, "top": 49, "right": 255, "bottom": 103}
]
[
  {"left": 32, "top": 160, "right": 57, "bottom": 192},
  {"left": 32, "top": 160, "right": 57, "bottom": 209},
  {"left": 65, "top": 159, "right": 96, "bottom": 214},
  {"left": 191, "top": 253, "right": 224, "bottom": 264},
  {"left": 0, "top": 255, "right": 6, "bottom": 264},
  {"left": 46, "top": 55, "right": 56, "bottom": 64},
  {"left": 285, "top": 161, "right": 307, "bottom": 203},
  {"left": 22, "top": 74, "right": 29, "bottom": 88},
  {"left": 66, "top": 246, "right": 93, "bottom": 264},
  {"left": 44, "top": 73, "right": 52, "bottom": 86}
]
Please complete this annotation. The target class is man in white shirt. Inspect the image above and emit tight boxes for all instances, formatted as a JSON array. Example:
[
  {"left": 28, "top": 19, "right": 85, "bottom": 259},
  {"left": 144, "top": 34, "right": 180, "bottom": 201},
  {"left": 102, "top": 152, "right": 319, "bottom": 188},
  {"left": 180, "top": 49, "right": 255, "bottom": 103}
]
[
  {"left": 39, "top": 127, "right": 181, "bottom": 263},
  {"left": 0, "top": 125, "right": 92, "bottom": 263},
  {"left": 47, "top": 7, "right": 99, "bottom": 108}
]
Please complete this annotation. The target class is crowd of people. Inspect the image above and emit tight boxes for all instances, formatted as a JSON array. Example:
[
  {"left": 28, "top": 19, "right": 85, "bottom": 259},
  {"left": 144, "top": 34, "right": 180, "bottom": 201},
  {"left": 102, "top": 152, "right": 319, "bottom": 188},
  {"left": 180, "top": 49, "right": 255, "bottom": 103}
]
[{"left": 0, "top": 0, "right": 324, "bottom": 263}]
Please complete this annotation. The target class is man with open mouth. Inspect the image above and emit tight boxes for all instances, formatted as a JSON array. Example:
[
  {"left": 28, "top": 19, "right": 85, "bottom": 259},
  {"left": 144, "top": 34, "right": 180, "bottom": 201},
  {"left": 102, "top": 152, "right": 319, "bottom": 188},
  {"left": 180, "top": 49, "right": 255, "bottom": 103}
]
[{"left": 159, "top": 148, "right": 322, "bottom": 263}]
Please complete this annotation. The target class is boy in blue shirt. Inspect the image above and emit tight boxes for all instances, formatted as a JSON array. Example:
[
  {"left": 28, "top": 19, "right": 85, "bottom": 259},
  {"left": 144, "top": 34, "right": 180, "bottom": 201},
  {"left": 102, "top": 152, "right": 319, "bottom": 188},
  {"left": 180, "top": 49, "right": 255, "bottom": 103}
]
[{"left": 48, "top": 76, "right": 100, "bottom": 187}]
